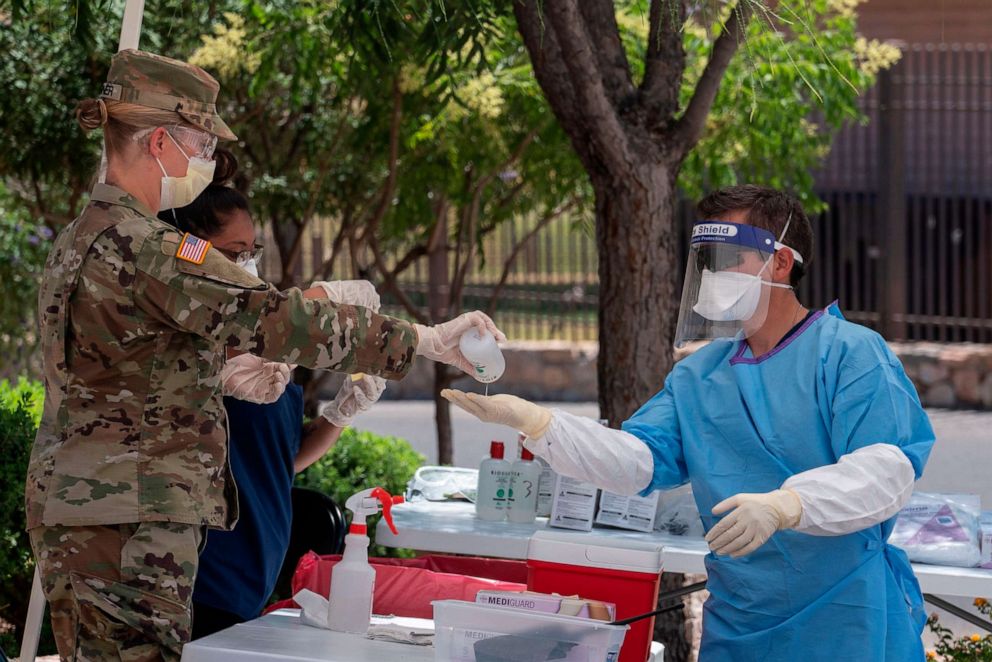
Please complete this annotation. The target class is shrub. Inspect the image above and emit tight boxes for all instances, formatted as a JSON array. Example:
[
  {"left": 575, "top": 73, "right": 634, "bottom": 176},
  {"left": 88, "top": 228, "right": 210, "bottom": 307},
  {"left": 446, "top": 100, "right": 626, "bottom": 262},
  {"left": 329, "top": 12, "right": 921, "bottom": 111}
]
[
  {"left": 295, "top": 427, "right": 425, "bottom": 558},
  {"left": 927, "top": 598, "right": 992, "bottom": 661},
  {"left": 0, "top": 378, "right": 54, "bottom": 657}
]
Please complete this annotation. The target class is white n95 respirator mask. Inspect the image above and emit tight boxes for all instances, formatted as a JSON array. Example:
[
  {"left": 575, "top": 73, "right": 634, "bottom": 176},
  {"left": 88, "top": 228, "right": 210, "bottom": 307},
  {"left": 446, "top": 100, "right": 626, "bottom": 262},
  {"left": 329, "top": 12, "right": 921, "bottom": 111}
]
[{"left": 693, "top": 264, "right": 792, "bottom": 322}]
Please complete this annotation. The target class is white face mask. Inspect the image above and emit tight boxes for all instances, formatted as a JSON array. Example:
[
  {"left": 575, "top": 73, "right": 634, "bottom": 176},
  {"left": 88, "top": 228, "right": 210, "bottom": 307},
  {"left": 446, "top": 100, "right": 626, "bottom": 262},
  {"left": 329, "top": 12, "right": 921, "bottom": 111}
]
[
  {"left": 155, "top": 132, "right": 216, "bottom": 211},
  {"left": 693, "top": 262, "right": 792, "bottom": 322},
  {"left": 237, "top": 256, "right": 259, "bottom": 278}
]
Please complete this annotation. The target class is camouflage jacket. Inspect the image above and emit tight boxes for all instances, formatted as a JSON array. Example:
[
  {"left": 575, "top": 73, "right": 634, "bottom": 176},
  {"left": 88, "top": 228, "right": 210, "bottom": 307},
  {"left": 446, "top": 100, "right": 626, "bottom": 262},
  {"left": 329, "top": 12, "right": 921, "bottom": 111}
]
[{"left": 26, "top": 184, "right": 417, "bottom": 530}]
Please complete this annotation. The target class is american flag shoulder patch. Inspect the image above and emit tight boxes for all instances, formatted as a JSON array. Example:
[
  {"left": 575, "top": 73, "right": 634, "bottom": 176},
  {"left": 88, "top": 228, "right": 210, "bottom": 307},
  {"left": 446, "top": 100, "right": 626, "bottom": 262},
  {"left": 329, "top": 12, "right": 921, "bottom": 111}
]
[{"left": 175, "top": 232, "right": 212, "bottom": 265}]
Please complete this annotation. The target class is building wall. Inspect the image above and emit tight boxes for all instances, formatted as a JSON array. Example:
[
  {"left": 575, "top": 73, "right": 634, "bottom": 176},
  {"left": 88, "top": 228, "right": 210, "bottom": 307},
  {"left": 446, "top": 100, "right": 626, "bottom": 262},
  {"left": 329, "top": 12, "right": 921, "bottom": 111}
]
[{"left": 858, "top": 0, "right": 992, "bottom": 44}]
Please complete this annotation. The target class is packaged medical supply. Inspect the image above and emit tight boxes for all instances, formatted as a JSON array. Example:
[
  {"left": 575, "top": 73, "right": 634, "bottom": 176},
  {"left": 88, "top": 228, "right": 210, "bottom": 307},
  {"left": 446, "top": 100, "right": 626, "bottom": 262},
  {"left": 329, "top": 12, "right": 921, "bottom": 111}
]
[
  {"left": 475, "top": 590, "right": 616, "bottom": 622},
  {"left": 890, "top": 492, "right": 981, "bottom": 568},
  {"left": 595, "top": 490, "right": 660, "bottom": 533}
]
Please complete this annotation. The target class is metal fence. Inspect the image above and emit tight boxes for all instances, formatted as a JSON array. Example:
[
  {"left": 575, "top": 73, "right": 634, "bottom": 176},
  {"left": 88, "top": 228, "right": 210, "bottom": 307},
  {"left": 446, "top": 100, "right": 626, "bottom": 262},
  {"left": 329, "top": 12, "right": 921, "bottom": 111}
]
[{"left": 284, "top": 43, "right": 992, "bottom": 344}]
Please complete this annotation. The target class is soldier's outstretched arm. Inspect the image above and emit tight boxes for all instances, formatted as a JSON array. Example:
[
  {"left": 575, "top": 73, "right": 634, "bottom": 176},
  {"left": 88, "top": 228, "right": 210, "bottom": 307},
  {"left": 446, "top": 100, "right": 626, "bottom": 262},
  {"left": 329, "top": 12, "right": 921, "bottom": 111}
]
[{"left": 132, "top": 230, "right": 417, "bottom": 379}]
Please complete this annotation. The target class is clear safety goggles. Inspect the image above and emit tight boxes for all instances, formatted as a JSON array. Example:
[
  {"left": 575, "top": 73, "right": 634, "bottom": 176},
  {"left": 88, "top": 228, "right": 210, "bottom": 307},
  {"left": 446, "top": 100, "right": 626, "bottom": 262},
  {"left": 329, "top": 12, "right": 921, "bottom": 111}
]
[
  {"left": 132, "top": 125, "right": 218, "bottom": 160},
  {"left": 216, "top": 242, "right": 264, "bottom": 265}
]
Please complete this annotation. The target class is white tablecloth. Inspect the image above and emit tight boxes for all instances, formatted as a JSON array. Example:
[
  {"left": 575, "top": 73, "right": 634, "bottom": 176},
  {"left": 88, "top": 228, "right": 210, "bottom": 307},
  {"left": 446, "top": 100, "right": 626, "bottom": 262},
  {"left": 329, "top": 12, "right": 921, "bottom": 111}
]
[
  {"left": 376, "top": 500, "right": 992, "bottom": 598},
  {"left": 181, "top": 608, "right": 667, "bottom": 662},
  {"left": 180, "top": 610, "right": 435, "bottom": 662}
]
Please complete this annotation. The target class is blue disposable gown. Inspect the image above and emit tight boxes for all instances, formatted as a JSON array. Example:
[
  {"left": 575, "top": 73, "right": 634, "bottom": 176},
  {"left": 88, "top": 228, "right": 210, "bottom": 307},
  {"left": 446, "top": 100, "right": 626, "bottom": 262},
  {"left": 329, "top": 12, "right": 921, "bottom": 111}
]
[{"left": 623, "top": 305, "right": 934, "bottom": 661}]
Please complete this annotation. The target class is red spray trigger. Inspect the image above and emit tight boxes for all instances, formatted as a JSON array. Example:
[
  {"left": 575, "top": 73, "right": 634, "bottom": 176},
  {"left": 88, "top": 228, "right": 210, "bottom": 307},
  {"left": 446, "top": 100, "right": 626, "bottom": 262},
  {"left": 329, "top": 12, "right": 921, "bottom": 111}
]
[{"left": 370, "top": 487, "right": 405, "bottom": 535}]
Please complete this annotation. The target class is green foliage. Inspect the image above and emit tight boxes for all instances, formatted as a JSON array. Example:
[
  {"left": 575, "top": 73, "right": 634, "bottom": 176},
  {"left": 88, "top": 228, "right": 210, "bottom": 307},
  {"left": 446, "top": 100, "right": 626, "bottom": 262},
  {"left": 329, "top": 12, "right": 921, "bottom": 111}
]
[
  {"left": 295, "top": 428, "right": 425, "bottom": 558},
  {"left": 0, "top": 378, "right": 55, "bottom": 657},
  {"left": 926, "top": 599, "right": 992, "bottom": 661},
  {"left": 617, "top": 0, "right": 885, "bottom": 212}
]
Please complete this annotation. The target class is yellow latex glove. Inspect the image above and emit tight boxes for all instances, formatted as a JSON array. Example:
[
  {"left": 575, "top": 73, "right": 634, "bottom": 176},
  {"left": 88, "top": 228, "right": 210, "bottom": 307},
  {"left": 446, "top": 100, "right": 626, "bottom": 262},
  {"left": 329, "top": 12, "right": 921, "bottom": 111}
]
[
  {"left": 705, "top": 490, "right": 803, "bottom": 558},
  {"left": 441, "top": 389, "right": 552, "bottom": 439}
]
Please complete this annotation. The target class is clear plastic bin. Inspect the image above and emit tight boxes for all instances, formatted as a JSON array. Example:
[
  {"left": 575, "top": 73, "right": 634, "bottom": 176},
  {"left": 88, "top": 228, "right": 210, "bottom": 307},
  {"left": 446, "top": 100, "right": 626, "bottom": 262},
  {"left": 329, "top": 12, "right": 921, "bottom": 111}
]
[{"left": 432, "top": 599, "right": 628, "bottom": 662}]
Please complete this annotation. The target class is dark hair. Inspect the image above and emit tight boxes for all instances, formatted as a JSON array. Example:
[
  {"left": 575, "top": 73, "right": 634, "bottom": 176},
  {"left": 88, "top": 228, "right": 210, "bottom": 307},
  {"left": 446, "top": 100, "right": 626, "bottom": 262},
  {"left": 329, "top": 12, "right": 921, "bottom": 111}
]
[
  {"left": 158, "top": 148, "right": 248, "bottom": 239},
  {"left": 696, "top": 185, "right": 813, "bottom": 287}
]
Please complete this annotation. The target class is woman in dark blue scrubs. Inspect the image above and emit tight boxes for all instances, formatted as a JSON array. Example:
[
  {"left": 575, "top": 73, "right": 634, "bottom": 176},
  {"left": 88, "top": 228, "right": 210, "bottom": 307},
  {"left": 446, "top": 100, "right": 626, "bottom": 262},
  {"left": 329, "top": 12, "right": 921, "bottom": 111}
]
[{"left": 162, "top": 156, "right": 385, "bottom": 637}]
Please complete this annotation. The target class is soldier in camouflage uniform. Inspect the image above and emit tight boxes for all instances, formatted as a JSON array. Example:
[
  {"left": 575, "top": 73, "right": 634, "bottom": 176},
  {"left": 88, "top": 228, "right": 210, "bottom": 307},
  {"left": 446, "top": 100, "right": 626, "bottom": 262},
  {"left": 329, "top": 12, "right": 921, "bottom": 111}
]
[{"left": 27, "top": 49, "right": 502, "bottom": 661}]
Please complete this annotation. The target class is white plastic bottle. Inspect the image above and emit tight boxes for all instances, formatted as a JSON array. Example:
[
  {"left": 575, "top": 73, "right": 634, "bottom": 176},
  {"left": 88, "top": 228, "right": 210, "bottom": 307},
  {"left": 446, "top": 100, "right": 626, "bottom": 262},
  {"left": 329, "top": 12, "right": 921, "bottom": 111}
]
[
  {"left": 476, "top": 441, "right": 512, "bottom": 521},
  {"left": 459, "top": 329, "right": 505, "bottom": 383},
  {"left": 508, "top": 441, "right": 541, "bottom": 523},
  {"left": 535, "top": 456, "right": 556, "bottom": 517},
  {"left": 327, "top": 487, "right": 404, "bottom": 633}
]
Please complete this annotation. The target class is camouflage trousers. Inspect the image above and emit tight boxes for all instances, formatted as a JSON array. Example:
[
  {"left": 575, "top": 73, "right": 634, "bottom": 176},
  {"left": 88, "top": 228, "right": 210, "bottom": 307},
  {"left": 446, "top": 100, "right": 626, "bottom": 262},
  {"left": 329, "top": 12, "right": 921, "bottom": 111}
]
[{"left": 29, "top": 522, "right": 202, "bottom": 662}]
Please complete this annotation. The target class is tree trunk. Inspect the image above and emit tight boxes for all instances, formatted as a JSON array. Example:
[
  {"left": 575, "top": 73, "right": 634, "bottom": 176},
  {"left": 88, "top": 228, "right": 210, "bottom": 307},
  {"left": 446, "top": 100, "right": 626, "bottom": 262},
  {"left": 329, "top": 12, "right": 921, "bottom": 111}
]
[
  {"left": 594, "top": 161, "right": 680, "bottom": 425},
  {"left": 433, "top": 362, "right": 454, "bottom": 465},
  {"left": 592, "top": 159, "right": 687, "bottom": 659},
  {"left": 428, "top": 208, "right": 455, "bottom": 464}
]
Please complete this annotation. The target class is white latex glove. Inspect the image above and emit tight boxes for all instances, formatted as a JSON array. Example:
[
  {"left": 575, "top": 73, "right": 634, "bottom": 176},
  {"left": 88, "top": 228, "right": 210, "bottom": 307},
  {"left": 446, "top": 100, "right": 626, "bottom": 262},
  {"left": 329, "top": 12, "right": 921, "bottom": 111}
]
[
  {"left": 310, "top": 280, "right": 381, "bottom": 311},
  {"left": 441, "top": 389, "right": 552, "bottom": 439},
  {"left": 320, "top": 374, "right": 386, "bottom": 427},
  {"left": 705, "top": 489, "right": 803, "bottom": 558},
  {"left": 221, "top": 353, "right": 293, "bottom": 404},
  {"left": 414, "top": 312, "right": 506, "bottom": 376}
]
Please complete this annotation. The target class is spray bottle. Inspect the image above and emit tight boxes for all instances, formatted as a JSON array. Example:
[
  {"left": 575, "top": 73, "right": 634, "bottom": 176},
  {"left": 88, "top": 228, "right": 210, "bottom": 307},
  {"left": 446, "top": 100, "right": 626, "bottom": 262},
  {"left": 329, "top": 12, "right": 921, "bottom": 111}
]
[{"left": 327, "top": 486, "right": 404, "bottom": 633}]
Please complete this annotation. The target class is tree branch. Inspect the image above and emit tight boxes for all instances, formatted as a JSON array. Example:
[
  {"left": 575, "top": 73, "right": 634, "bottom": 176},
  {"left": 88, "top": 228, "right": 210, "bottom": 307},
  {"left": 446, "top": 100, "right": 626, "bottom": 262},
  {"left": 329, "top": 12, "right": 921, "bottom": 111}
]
[
  {"left": 640, "top": 0, "right": 688, "bottom": 126},
  {"left": 577, "top": 0, "right": 635, "bottom": 106},
  {"left": 671, "top": 1, "right": 753, "bottom": 158},
  {"left": 361, "top": 76, "right": 403, "bottom": 241},
  {"left": 367, "top": 232, "right": 429, "bottom": 324},
  {"left": 485, "top": 196, "right": 581, "bottom": 317},
  {"left": 514, "top": 2, "right": 592, "bottom": 166},
  {"left": 543, "top": 0, "right": 635, "bottom": 172}
]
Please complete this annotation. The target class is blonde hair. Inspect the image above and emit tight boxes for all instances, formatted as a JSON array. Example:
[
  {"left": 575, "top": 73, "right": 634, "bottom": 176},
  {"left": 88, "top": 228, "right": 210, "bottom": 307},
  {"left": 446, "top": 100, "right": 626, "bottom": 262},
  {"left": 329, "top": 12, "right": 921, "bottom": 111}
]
[{"left": 75, "top": 98, "right": 196, "bottom": 157}]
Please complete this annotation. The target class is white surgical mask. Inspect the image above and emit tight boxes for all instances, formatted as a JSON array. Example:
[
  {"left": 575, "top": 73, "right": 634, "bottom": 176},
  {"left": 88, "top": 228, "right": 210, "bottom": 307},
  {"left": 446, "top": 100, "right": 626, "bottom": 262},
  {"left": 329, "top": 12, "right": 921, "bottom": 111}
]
[
  {"left": 237, "top": 256, "right": 259, "bottom": 278},
  {"left": 155, "top": 132, "right": 216, "bottom": 211}
]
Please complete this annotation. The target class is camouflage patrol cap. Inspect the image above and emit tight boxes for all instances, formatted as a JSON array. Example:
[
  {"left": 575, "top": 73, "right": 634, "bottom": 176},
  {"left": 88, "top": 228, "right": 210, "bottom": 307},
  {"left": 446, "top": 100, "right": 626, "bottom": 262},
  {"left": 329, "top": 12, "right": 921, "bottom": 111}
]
[{"left": 100, "top": 49, "right": 237, "bottom": 141}]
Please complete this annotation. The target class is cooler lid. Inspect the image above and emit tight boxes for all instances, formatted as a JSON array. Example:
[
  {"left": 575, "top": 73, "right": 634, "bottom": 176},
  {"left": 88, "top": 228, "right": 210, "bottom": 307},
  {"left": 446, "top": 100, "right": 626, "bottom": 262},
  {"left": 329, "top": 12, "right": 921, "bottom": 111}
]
[{"left": 526, "top": 530, "right": 664, "bottom": 573}]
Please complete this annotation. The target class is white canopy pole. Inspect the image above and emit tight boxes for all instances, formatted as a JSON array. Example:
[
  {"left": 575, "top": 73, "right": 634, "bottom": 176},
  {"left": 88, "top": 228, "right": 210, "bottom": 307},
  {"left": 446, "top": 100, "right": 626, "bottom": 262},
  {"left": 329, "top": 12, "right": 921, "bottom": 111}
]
[{"left": 118, "top": 0, "right": 145, "bottom": 51}]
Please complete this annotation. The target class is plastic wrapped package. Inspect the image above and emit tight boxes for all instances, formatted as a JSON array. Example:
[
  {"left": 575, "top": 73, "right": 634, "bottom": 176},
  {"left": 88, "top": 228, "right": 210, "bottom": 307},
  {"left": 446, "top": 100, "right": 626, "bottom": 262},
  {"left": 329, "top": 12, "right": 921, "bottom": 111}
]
[
  {"left": 653, "top": 485, "right": 704, "bottom": 537},
  {"left": 406, "top": 465, "right": 479, "bottom": 502},
  {"left": 890, "top": 492, "right": 982, "bottom": 568}
]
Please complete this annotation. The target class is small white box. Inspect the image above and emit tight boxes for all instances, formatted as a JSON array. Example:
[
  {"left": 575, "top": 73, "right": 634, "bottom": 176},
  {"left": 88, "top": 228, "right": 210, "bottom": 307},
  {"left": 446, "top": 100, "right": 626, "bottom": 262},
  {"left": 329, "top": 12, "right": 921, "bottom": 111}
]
[
  {"left": 549, "top": 474, "right": 598, "bottom": 532},
  {"left": 595, "top": 491, "right": 660, "bottom": 533},
  {"left": 980, "top": 512, "right": 992, "bottom": 569}
]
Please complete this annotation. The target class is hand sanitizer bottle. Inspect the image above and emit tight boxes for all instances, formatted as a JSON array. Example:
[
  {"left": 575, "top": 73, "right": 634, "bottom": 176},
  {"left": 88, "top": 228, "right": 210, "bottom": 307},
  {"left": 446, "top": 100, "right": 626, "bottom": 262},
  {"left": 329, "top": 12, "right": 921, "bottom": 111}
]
[
  {"left": 459, "top": 329, "right": 505, "bottom": 383},
  {"left": 508, "top": 439, "right": 541, "bottom": 523},
  {"left": 327, "top": 487, "right": 404, "bottom": 633},
  {"left": 476, "top": 441, "right": 511, "bottom": 521}
]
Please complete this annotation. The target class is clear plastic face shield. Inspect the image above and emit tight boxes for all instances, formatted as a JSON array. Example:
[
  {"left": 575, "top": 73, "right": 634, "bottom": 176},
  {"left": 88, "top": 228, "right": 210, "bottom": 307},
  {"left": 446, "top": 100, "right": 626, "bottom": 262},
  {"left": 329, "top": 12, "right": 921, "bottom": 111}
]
[{"left": 673, "top": 215, "right": 804, "bottom": 348}]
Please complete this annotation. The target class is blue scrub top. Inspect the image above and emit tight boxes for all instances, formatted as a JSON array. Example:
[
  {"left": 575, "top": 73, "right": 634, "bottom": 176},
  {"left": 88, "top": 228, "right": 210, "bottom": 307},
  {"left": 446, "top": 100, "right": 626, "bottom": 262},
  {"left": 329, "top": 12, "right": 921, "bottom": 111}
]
[
  {"left": 623, "top": 305, "right": 935, "bottom": 662},
  {"left": 193, "top": 383, "right": 304, "bottom": 620}
]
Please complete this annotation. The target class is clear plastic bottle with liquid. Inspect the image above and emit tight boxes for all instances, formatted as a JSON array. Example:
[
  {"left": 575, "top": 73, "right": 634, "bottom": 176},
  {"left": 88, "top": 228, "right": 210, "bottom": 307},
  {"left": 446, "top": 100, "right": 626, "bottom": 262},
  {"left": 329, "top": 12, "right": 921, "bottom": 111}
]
[
  {"left": 508, "top": 440, "right": 541, "bottom": 524},
  {"left": 476, "top": 441, "right": 511, "bottom": 521}
]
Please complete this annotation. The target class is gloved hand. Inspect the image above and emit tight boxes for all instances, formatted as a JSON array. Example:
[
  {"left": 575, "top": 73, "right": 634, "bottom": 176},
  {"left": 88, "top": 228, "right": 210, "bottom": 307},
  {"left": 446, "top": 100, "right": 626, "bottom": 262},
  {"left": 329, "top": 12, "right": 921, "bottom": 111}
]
[
  {"left": 320, "top": 374, "right": 387, "bottom": 428},
  {"left": 221, "top": 353, "right": 294, "bottom": 404},
  {"left": 414, "top": 311, "right": 505, "bottom": 376},
  {"left": 441, "top": 389, "right": 552, "bottom": 439},
  {"left": 705, "top": 489, "right": 803, "bottom": 558},
  {"left": 310, "top": 280, "right": 381, "bottom": 311}
]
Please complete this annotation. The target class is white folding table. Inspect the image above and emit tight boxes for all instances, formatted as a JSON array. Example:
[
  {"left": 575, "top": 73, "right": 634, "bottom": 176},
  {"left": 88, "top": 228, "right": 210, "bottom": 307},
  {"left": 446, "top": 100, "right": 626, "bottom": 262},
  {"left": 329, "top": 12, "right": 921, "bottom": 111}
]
[{"left": 376, "top": 500, "right": 992, "bottom": 598}]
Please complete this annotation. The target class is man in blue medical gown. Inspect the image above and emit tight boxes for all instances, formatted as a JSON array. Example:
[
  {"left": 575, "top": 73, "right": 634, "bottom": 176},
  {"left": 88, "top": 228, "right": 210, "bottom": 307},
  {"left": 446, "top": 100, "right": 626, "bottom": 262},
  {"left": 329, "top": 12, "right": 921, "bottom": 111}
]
[{"left": 444, "top": 185, "right": 934, "bottom": 662}]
